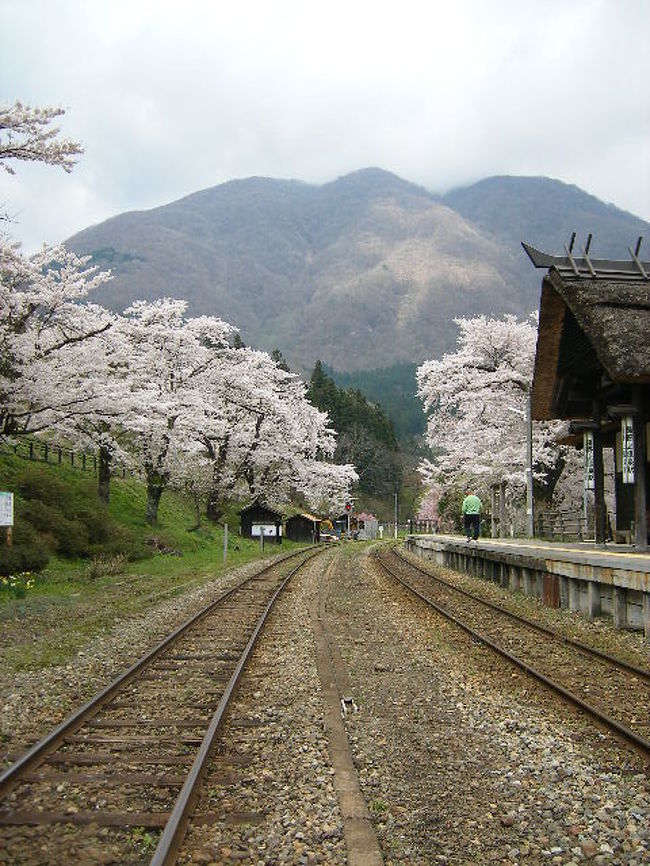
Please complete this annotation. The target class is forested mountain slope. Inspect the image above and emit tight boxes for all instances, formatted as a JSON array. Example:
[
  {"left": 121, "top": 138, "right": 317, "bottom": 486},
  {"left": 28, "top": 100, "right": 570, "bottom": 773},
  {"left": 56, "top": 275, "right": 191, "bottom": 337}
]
[{"left": 66, "top": 168, "right": 649, "bottom": 376}]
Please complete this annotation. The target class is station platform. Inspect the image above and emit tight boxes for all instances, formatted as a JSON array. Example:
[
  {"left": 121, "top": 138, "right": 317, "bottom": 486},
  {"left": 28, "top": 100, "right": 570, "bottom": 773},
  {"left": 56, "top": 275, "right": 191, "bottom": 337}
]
[{"left": 404, "top": 534, "right": 650, "bottom": 640}]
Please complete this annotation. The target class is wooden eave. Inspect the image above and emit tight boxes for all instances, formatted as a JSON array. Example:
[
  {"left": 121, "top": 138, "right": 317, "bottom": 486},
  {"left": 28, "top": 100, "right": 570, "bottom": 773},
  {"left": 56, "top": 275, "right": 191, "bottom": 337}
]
[
  {"left": 531, "top": 277, "right": 568, "bottom": 420},
  {"left": 532, "top": 268, "right": 650, "bottom": 421}
]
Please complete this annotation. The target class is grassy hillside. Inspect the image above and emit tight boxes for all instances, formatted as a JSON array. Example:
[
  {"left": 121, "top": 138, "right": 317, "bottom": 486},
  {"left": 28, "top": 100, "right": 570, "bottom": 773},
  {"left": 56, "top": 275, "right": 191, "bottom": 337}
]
[{"left": 0, "top": 451, "right": 301, "bottom": 672}]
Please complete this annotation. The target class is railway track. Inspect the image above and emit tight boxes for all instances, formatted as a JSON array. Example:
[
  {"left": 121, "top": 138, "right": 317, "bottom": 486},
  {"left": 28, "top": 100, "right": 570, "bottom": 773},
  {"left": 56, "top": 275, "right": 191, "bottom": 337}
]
[
  {"left": 0, "top": 546, "right": 321, "bottom": 865},
  {"left": 374, "top": 545, "right": 650, "bottom": 760}
]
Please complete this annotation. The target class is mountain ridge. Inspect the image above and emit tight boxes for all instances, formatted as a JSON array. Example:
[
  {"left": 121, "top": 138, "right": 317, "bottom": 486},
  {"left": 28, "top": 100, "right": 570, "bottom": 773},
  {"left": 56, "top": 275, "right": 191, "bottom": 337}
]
[{"left": 66, "top": 169, "right": 649, "bottom": 376}]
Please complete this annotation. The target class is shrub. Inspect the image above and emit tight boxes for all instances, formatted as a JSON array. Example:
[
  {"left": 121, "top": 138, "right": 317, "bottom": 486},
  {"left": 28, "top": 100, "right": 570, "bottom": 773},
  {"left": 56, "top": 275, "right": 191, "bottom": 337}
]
[
  {"left": 146, "top": 535, "right": 183, "bottom": 556},
  {"left": 75, "top": 503, "right": 111, "bottom": 543},
  {"left": 17, "top": 466, "right": 69, "bottom": 506},
  {"left": 54, "top": 517, "right": 90, "bottom": 557},
  {"left": 15, "top": 466, "right": 114, "bottom": 559},
  {"left": 19, "top": 499, "right": 90, "bottom": 557},
  {"left": 86, "top": 554, "right": 128, "bottom": 579},
  {"left": 91, "top": 524, "right": 152, "bottom": 562},
  {"left": 0, "top": 522, "right": 50, "bottom": 576}
]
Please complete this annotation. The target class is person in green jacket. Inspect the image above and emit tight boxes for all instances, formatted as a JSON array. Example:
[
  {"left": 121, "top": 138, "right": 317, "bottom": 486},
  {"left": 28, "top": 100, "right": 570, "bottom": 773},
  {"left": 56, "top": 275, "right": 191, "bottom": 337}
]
[{"left": 461, "top": 489, "right": 482, "bottom": 542}]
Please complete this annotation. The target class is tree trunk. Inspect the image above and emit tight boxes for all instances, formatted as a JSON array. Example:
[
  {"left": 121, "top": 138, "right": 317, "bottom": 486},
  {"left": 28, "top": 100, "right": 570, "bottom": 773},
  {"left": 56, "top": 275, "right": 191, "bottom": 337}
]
[
  {"left": 205, "top": 438, "right": 229, "bottom": 523},
  {"left": 146, "top": 478, "right": 165, "bottom": 526},
  {"left": 192, "top": 492, "right": 202, "bottom": 530},
  {"left": 206, "top": 489, "right": 223, "bottom": 523},
  {"left": 534, "top": 454, "right": 566, "bottom": 505},
  {"left": 98, "top": 444, "right": 112, "bottom": 504}
]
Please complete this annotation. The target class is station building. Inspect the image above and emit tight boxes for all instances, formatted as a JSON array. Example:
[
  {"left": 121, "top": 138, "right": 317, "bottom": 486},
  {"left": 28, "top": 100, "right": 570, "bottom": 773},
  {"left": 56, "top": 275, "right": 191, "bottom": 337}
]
[
  {"left": 525, "top": 238, "right": 649, "bottom": 548},
  {"left": 407, "top": 238, "right": 650, "bottom": 637}
]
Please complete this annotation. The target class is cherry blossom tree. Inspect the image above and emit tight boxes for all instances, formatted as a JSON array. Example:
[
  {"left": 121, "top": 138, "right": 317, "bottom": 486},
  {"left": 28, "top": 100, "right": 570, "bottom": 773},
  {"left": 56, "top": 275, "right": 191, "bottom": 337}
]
[
  {"left": 42, "top": 296, "right": 357, "bottom": 522},
  {"left": 111, "top": 299, "right": 233, "bottom": 525},
  {"left": 48, "top": 315, "right": 140, "bottom": 503},
  {"left": 416, "top": 314, "right": 570, "bottom": 529},
  {"left": 0, "top": 101, "right": 83, "bottom": 176},
  {"left": 1, "top": 99, "right": 117, "bottom": 455},
  {"left": 0, "top": 98, "right": 358, "bottom": 525},
  {"left": 416, "top": 486, "right": 440, "bottom": 528},
  {"left": 0, "top": 242, "right": 114, "bottom": 440},
  {"left": 192, "top": 345, "right": 356, "bottom": 520}
]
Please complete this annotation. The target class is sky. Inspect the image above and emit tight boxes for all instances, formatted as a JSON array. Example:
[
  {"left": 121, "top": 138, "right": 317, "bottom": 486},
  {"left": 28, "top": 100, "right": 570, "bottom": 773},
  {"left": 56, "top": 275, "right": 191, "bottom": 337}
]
[{"left": 1, "top": 0, "right": 649, "bottom": 254}]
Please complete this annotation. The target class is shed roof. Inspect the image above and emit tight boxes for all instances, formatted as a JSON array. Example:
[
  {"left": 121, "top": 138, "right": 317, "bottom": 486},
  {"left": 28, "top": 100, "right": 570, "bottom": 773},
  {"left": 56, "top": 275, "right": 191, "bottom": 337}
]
[
  {"left": 286, "top": 512, "right": 320, "bottom": 523},
  {"left": 238, "top": 499, "right": 285, "bottom": 518},
  {"left": 356, "top": 511, "right": 377, "bottom": 521},
  {"left": 532, "top": 267, "right": 650, "bottom": 419}
]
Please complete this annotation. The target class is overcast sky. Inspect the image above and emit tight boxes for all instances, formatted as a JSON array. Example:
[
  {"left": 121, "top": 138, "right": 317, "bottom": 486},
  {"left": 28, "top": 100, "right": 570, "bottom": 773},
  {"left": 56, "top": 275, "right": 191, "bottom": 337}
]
[{"left": 2, "top": 0, "right": 649, "bottom": 253}]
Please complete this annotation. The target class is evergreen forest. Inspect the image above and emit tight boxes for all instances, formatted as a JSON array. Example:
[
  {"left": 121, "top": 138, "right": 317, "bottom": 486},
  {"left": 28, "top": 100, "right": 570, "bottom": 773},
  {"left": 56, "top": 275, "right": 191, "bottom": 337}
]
[{"left": 308, "top": 361, "right": 403, "bottom": 501}]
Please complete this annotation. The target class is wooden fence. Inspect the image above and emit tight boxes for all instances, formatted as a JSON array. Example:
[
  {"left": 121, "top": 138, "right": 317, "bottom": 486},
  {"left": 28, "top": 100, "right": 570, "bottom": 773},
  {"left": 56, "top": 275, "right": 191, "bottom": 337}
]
[
  {"left": 1, "top": 438, "right": 128, "bottom": 477},
  {"left": 535, "top": 510, "right": 593, "bottom": 542}
]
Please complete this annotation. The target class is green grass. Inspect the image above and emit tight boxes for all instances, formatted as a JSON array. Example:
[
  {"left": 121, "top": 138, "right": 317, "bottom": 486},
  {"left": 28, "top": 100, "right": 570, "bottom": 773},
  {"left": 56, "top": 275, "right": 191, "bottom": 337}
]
[{"left": 0, "top": 450, "right": 304, "bottom": 672}]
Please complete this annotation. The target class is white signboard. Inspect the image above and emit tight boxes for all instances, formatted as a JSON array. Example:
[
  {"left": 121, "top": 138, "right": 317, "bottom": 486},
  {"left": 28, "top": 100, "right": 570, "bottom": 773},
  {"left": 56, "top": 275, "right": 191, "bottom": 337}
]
[
  {"left": 251, "top": 523, "right": 280, "bottom": 537},
  {"left": 0, "top": 492, "right": 14, "bottom": 527},
  {"left": 583, "top": 432, "right": 594, "bottom": 490},
  {"left": 621, "top": 416, "right": 635, "bottom": 484}
]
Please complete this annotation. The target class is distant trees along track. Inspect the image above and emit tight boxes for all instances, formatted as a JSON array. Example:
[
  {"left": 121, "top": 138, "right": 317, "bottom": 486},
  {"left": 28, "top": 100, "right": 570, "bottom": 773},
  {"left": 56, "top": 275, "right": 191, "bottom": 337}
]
[{"left": 374, "top": 546, "right": 650, "bottom": 760}]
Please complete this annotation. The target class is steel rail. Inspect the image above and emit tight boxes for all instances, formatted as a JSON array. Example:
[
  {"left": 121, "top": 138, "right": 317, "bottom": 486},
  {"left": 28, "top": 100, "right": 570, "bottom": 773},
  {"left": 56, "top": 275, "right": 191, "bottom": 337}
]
[
  {"left": 389, "top": 546, "right": 650, "bottom": 681},
  {"left": 374, "top": 551, "right": 650, "bottom": 759},
  {"left": 0, "top": 546, "right": 314, "bottom": 791},
  {"left": 149, "top": 546, "right": 322, "bottom": 866}
]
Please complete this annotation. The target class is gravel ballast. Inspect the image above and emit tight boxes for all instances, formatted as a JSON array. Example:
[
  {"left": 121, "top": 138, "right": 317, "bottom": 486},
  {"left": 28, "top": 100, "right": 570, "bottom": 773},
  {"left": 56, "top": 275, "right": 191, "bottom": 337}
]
[{"left": 1, "top": 544, "right": 648, "bottom": 865}]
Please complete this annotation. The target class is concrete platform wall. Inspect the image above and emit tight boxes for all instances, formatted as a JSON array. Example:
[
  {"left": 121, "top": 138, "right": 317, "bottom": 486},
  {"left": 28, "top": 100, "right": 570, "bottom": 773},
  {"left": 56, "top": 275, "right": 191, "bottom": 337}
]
[{"left": 404, "top": 536, "right": 650, "bottom": 639}]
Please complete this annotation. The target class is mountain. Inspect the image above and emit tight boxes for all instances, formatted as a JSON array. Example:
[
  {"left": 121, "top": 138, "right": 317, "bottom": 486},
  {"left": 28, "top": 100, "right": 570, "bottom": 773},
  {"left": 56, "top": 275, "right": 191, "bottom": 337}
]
[
  {"left": 442, "top": 175, "right": 646, "bottom": 257},
  {"left": 442, "top": 175, "right": 649, "bottom": 295},
  {"left": 66, "top": 168, "right": 649, "bottom": 376}
]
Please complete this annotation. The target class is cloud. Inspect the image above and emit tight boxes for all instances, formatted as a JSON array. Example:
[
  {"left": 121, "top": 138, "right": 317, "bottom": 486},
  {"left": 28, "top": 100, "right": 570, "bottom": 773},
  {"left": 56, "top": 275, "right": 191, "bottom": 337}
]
[{"left": 1, "top": 0, "right": 649, "bottom": 253}]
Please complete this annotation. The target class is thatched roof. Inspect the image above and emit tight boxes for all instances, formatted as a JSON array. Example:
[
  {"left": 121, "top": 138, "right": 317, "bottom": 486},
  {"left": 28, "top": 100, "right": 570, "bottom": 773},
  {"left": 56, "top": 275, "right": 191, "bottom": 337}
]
[{"left": 532, "top": 267, "right": 650, "bottom": 420}]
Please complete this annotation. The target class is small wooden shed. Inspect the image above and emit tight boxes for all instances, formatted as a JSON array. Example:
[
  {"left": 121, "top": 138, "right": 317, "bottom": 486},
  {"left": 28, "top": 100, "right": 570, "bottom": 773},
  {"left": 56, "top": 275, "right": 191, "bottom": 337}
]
[
  {"left": 356, "top": 511, "right": 379, "bottom": 540},
  {"left": 239, "top": 500, "right": 284, "bottom": 544},
  {"left": 285, "top": 512, "right": 321, "bottom": 543}
]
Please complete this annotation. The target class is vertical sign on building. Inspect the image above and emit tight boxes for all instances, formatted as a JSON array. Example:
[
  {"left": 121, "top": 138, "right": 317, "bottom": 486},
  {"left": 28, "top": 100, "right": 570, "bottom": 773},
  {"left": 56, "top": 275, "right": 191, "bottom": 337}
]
[
  {"left": 621, "top": 416, "right": 635, "bottom": 483},
  {"left": 583, "top": 432, "right": 594, "bottom": 490}
]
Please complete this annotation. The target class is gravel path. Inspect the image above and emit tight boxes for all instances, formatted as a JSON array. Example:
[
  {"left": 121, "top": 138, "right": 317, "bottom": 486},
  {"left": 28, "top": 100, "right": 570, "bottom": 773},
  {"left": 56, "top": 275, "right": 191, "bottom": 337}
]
[
  {"left": 330, "top": 547, "right": 649, "bottom": 865},
  {"left": 1, "top": 543, "right": 648, "bottom": 865}
]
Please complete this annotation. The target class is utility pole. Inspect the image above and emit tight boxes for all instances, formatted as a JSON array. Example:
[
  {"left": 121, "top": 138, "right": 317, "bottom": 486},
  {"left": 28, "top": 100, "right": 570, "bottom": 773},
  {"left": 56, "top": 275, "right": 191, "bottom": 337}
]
[
  {"left": 505, "top": 401, "right": 534, "bottom": 537},
  {"left": 525, "top": 395, "right": 534, "bottom": 537},
  {"left": 394, "top": 491, "right": 398, "bottom": 540}
]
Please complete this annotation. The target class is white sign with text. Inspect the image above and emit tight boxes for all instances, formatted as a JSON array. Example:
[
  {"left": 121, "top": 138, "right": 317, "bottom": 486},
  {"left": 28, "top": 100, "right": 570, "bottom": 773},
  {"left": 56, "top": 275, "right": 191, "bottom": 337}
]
[{"left": 0, "top": 492, "right": 14, "bottom": 527}]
